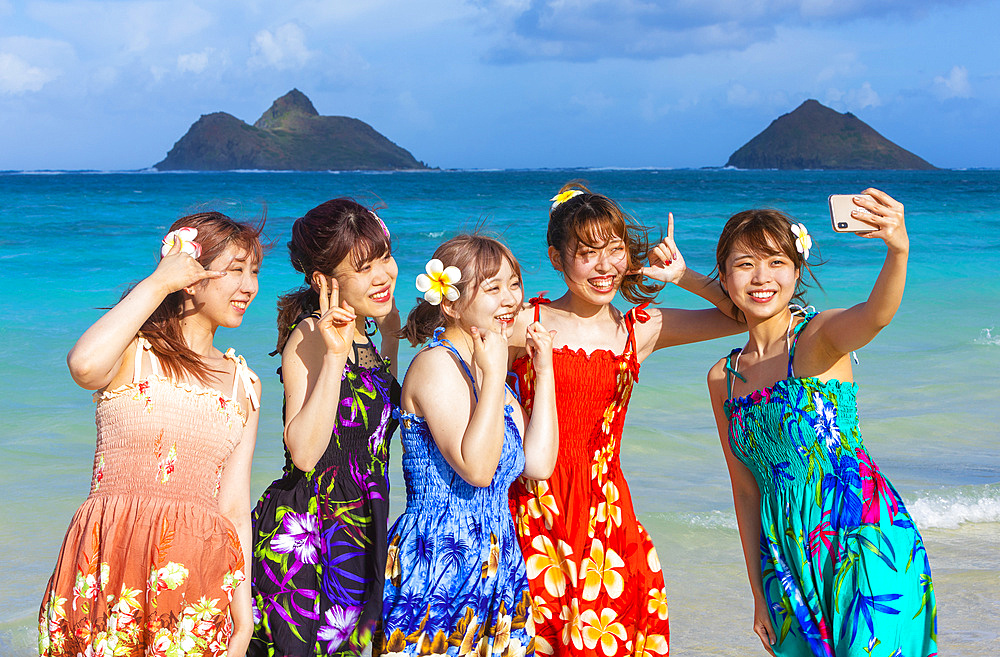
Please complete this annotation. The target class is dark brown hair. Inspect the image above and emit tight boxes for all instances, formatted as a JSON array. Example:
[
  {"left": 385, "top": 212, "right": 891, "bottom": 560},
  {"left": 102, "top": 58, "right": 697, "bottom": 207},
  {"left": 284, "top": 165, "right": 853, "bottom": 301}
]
[
  {"left": 401, "top": 233, "right": 522, "bottom": 346},
  {"left": 547, "top": 181, "right": 661, "bottom": 304},
  {"left": 140, "top": 211, "right": 265, "bottom": 383},
  {"left": 714, "top": 208, "right": 821, "bottom": 316},
  {"left": 276, "top": 198, "right": 391, "bottom": 353}
]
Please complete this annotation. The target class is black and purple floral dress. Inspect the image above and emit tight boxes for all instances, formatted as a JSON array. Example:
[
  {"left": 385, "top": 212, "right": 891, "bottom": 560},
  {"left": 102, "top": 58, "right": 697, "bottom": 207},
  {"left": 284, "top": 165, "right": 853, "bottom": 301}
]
[{"left": 250, "top": 338, "right": 399, "bottom": 657}]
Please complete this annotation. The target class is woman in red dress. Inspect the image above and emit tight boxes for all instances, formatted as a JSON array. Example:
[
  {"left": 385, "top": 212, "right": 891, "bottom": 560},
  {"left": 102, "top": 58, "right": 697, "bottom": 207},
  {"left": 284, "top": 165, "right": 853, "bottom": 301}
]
[{"left": 508, "top": 183, "right": 742, "bottom": 657}]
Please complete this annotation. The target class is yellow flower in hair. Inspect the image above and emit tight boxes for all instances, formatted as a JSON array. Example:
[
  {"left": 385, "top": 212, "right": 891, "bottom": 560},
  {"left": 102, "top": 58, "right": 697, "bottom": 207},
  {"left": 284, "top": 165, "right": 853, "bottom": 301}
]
[
  {"left": 550, "top": 189, "right": 584, "bottom": 210},
  {"left": 415, "top": 258, "right": 462, "bottom": 305}
]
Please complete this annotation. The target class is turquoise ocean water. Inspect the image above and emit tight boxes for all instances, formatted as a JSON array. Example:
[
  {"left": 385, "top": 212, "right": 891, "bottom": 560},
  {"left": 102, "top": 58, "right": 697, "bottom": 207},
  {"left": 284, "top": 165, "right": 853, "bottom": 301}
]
[{"left": 1, "top": 169, "right": 997, "bottom": 654}]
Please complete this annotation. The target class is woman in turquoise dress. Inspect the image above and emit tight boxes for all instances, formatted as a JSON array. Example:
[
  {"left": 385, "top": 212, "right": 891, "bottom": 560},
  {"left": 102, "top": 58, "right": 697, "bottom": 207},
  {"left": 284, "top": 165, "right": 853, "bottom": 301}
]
[
  {"left": 706, "top": 190, "right": 936, "bottom": 656},
  {"left": 378, "top": 234, "right": 559, "bottom": 656}
]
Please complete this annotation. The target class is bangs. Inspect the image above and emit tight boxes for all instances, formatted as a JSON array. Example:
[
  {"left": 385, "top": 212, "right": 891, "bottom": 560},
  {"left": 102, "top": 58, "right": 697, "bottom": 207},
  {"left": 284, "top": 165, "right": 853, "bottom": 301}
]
[
  {"left": 348, "top": 215, "right": 392, "bottom": 270},
  {"left": 470, "top": 244, "right": 521, "bottom": 289},
  {"left": 570, "top": 215, "right": 626, "bottom": 250}
]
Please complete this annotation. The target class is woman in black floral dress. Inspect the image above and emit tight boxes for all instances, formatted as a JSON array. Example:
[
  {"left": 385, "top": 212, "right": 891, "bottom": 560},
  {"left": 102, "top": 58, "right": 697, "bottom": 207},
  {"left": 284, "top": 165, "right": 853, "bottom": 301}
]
[{"left": 250, "top": 199, "right": 400, "bottom": 656}]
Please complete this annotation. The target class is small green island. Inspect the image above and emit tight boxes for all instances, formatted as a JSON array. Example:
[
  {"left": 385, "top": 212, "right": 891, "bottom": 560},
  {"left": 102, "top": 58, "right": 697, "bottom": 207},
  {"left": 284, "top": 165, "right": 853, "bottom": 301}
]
[
  {"left": 154, "top": 89, "right": 430, "bottom": 171},
  {"left": 726, "top": 99, "right": 935, "bottom": 170}
]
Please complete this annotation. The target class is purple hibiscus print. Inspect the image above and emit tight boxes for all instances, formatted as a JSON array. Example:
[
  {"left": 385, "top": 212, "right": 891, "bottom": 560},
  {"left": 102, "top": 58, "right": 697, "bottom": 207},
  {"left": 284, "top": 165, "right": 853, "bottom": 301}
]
[
  {"left": 271, "top": 511, "right": 322, "bottom": 565},
  {"left": 318, "top": 605, "right": 362, "bottom": 653}
]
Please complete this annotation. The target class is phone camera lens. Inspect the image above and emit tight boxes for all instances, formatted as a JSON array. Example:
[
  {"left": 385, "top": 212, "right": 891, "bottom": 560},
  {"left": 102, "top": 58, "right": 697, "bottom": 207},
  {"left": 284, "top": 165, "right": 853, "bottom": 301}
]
[{"left": 837, "top": 222, "right": 848, "bottom": 228}]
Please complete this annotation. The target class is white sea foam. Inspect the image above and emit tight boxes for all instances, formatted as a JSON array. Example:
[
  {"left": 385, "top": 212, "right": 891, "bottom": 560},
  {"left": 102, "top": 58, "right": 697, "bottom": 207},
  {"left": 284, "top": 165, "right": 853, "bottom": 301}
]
[
  {"left": 974, "top": 327, "right": 1000, "bottom": 345},
  {"left": 908, "top": 485, "right": 1000, "bottom": 529}
]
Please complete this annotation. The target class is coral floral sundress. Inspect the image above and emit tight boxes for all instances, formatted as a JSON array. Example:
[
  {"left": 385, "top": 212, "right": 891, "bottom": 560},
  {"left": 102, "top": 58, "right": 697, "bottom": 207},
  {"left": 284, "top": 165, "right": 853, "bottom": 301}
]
[
  {"left": 509, "top": 301, "right": 669, "bottom": 657},
  {"left": 38, "top": 337, "right": 257, "bottom": 657}
]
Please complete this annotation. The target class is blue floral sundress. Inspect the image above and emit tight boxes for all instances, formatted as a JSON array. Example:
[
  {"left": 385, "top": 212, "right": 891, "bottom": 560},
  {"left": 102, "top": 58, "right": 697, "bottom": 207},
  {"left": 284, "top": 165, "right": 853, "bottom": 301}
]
[
  {"left": 379, "top": 331, "right": 535, "bottom": 657},
  {"left": 723, "top": 311, "right": 937, "bottom": 657}
]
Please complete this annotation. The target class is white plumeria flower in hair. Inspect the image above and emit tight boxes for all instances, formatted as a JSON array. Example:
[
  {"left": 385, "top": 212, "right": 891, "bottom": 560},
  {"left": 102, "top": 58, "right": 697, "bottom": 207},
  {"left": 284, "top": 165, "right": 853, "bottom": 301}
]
[
  {"left": 415, "top": 258, "right": 462, "bottom": 305},
  {"left": 160, "top": 227, "right": 202, "bottom": 259},
  {"left": 791, "top": 223, "right": 812, "bottom": 261}
]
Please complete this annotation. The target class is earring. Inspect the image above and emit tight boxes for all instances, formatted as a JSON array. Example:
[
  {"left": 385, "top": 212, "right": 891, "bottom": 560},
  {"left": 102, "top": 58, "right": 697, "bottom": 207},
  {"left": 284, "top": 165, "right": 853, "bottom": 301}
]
[{"left": 365, "top": 317, "right": 378, "bottom": 338}]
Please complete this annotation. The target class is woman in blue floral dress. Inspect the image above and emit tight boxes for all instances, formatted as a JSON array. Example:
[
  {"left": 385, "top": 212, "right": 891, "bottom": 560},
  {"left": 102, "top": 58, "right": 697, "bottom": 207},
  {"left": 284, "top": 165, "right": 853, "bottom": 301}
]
[
  {"left": 250, "top": 200, "right": 401, "bottom": 656},
  {"left": 378, "top": 234, "right": 559, "bottom": 657},
  {"left": 707, "top": 190, "right": 936, "bottom": 656}
]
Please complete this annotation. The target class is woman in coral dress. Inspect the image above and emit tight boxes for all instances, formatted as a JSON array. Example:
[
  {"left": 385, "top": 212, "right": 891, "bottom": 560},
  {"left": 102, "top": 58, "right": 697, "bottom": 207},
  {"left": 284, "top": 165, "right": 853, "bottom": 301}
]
[
  {"left": 38, "top": 212, "right": 265, "bottom": 657},
  {"left": 251, "top": 199, "right": 400, "bottom": 656},
  {"left": 508, "top": 184, "right": 743, "bottom": 657}
]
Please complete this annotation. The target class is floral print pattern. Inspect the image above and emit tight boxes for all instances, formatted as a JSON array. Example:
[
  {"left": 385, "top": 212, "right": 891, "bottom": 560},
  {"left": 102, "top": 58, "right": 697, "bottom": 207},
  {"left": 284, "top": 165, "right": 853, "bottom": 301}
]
[
  {"left": 378, "top": 333, "right": 535, "bottom": 657},
  {"left": 510, "top": 303, "right": 669, "bottom": 657},
  {"left": 251, "top": 339, "right": 399, "bottom": 657},
  {"left": 38, "top": 344, "right": 250, "bottom": 657},
  {"left": 723, "top": 312, "right": 937, "bottom": 656}
]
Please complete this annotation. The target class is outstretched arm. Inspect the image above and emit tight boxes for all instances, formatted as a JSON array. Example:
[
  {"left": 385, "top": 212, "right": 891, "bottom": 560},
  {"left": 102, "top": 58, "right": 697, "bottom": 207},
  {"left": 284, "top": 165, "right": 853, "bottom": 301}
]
[
  {"left": 708, "top": 360, "right": 775, "bottom": 654},
  {"left": 640, "top": 212, "right": 742, "bottom": 318},
  {"left": 67, "top": 239, "right": 228, "bottom": 389},
  {"left": 810, "top": 188, "right": 908, "bottom": 357}
]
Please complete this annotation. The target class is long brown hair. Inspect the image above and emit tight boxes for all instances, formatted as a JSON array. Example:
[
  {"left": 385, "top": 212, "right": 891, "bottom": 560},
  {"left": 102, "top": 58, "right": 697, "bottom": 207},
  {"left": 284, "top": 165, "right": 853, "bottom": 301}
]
[
  {"left": 547, "top": 181, "right": 661, "bottom": 304},
  {"left": 401, "top": 233, "right": 522, "bottom": 346},
  {"left": 276, "top": 198, "right": 391, "bottom": 353},
  {"left": 714, "top": 208, "right": 821, "bottom": 318},
  {"left": 139, "top": 211, "right": 265, "bottom": 383}
]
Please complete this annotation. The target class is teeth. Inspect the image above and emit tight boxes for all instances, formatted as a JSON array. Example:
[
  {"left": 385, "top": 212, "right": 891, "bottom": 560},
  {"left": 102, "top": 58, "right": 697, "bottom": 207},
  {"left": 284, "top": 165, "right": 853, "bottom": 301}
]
[
  {"left": 749, "top": 291, "right": 773, "bottom": 298},
  {"left": 232, "top": 301, "right": 248, "bottom": 309},
  {"left": 590, "top": 277, "right": 614, "bottom": 290},
  {"left": 496, "top": 313, "right": 514, "bottom": 322},
  {"left": 371, "top": 289, "right": 390, "bottom": 301}
]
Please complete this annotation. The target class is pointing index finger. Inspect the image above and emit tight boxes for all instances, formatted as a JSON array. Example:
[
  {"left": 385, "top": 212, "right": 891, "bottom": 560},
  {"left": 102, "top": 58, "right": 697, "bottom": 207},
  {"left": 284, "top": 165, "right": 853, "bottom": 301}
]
[{"left": 666, "top": 212, "right": 674, "bottom": 241}]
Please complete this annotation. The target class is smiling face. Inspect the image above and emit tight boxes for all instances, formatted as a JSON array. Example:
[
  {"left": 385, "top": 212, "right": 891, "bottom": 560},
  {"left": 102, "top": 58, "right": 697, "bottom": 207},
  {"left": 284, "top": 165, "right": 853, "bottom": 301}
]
[
  {"left": 553, "top": 229, "right": 629, "bottom": 306},
  {"left": 722, "top": 238, "right": 800, "bottom": 322},
  {"left": 449, "top": 256, "right": 523, "bottom": 338},
  {"left": 189, "top": 243, "right": 260, "bottom": 329},
  {"left": 328, "top": 249, "right": 398, "bottom": 320}
]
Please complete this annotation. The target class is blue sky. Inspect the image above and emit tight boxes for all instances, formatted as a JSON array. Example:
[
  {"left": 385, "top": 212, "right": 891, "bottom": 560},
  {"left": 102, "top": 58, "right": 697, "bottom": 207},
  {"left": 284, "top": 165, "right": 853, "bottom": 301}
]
[{"left": 1, "top": 0, "right": 997, "bottom": 170}]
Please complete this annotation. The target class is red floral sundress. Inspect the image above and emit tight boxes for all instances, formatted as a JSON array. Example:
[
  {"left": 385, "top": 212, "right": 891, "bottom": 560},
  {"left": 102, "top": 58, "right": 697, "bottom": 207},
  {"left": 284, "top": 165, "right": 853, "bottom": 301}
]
[{"left": 509, "top": 301, "right": 669, "bottom": 657}]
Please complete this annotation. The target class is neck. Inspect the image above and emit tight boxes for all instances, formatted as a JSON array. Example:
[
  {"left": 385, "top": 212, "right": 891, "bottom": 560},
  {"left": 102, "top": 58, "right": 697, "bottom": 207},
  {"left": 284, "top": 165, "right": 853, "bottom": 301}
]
[
  {"left": 354, "top": 316, "right": 369, "bottom": 342},
  {"left": 555, "top": 288, "right": 617, "bottom": 320},
  {"left": 743, "top": 306, "right": 794, "bottom": 358},
  {"left": 178, "top": 313, "right": 217, "bottom": 357}
]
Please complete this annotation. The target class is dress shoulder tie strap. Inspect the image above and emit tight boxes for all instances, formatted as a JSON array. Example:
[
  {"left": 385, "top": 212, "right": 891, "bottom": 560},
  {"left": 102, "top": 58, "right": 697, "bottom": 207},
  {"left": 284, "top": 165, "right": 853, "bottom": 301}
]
[
  {"left": 623, "top": 302, "right": 651, "bottom": 360},
  {"left": 527, "top": 291, "right": 551, "bottom": 323},
  {"left": 786, "top": 305, "right": 817, "bottom": 378},
  {"left": 133, "top": 336, "right": 160, "bottom": 382},
  {"left": 724, "top": 348, "right": 746, "bottom": 399},
  {"left": 224, "top": 348, "right": 260, "bottom": 411},
  {"left": 428, "top": 327, "right": 478, "bottom": 402}
]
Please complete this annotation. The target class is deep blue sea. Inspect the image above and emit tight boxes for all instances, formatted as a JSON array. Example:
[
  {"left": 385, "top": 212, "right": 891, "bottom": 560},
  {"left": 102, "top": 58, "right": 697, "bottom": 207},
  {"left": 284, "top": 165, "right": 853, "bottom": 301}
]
[{"left": 1, "top": 169, "right": 997, "bottom": 654}]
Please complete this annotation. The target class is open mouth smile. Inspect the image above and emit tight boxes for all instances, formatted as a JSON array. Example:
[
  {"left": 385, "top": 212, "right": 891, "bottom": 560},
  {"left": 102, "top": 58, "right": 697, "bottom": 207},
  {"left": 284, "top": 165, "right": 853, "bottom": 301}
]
[{"left": 370, "top": 286, "right": 392, "bottom": 303}]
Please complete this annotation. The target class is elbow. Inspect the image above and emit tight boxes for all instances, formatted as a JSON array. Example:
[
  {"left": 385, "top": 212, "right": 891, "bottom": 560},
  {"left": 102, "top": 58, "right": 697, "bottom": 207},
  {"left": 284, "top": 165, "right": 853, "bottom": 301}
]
[
  {"left": 460, "top": 463, "right": 496, "bottom": 488},
  {"left": 284, "top": 435, "right": 320, "bottom": 473},
  {"left": 67, "top": 349, "right": 101, "bottom": 389}
]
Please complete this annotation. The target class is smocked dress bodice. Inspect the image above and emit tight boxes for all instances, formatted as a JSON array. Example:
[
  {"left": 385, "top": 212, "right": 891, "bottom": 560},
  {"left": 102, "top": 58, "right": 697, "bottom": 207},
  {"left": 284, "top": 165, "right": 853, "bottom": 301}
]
[
  {"left": 722, "top": 310, "right": 936, "bottom": 657},
  {"left": 379, "top": 330, "right": 535, "bottom": 657}
]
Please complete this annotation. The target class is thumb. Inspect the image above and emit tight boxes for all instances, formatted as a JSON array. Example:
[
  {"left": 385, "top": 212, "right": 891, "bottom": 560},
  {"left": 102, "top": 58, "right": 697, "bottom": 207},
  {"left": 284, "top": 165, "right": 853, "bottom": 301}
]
[{"left": 165, "top": 235, "right": 182, "bottom": 256}]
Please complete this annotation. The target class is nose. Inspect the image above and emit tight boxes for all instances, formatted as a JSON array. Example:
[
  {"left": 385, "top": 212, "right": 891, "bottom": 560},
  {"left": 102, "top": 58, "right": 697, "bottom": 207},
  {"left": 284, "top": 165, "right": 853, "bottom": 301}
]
[
  {"left": 751, "top": 263, "right": 771, "bottom": 284},
  {"left": 242, "top": 271, "right": 259, "bottom": 296}
]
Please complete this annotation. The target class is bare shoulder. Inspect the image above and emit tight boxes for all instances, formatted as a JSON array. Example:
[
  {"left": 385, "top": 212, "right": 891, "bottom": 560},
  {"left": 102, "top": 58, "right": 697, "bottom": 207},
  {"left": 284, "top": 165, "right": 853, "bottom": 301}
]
[
  {"left": 707, "top": 356, "right": 729, "bottom": 388},
  {"left": 402, "top": 345, "right": 474, "bottom": 412}
]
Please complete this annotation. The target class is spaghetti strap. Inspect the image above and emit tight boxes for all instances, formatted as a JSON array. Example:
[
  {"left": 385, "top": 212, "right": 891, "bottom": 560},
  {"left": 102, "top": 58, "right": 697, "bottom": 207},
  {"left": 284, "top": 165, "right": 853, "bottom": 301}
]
[
  {"left": 527, "top": 292, "right": 551, "bottom": 323},
  {"left": 428, "top": 327, "right": 478, "bottom": 402},
  {"left": 786, "top": 308, "right": 817, "bottom": 378},
  {"left": 623, "top": 303, "right": 651, "bottom": 363},
  {"left": 224, "top": 348, "right": 260, "bottom": 412},
  {"left": 724, "top": 348, "right": 744, "bottom": 399},
  {"left": 133, "top": 337, "right": 160, "bottom": 382}
]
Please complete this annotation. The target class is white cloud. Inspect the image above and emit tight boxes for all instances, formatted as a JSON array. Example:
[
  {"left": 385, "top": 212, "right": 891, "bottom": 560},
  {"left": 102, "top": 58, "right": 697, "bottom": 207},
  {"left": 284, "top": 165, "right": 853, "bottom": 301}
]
[
  {"left": 847, "top": 81, "right": 881, "bottom": 109},
  {"left": 177, "top": 49, "right": 213, "bottom": 74},
  {"left": 933, "top": 65, "right": 972, "bottom": 99},
  {"left": 727, "top": 83, "right": 761, "bottom": 107},
  {"left": 0, "top": 52, "right": 57, "bottom": 94},
  {"left": 249, "top": 23, "right": 314, "bottom": 70}
]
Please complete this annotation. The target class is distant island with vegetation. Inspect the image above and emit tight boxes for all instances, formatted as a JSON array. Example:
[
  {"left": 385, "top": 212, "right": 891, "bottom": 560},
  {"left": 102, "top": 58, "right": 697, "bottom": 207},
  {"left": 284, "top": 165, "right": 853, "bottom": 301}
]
[
  {"left": 726, "top": 99, "right": 935, "bottom": 170},
  {"left": 154, "top": 89, "right": 430, "bottom": 171}
]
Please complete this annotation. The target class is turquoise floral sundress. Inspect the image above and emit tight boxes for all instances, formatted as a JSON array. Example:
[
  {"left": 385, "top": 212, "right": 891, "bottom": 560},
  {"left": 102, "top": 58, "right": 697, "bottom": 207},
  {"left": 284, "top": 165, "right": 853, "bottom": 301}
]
[{"left": 723, "top": 311, "right": 937, "bottom": 657}]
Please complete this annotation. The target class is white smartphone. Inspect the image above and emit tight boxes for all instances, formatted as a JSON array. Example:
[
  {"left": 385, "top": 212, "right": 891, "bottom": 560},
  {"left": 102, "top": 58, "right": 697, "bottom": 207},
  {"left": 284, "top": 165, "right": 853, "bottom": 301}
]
[{"left": 829, "top": 194, "right": 876, "bottom": 233}]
